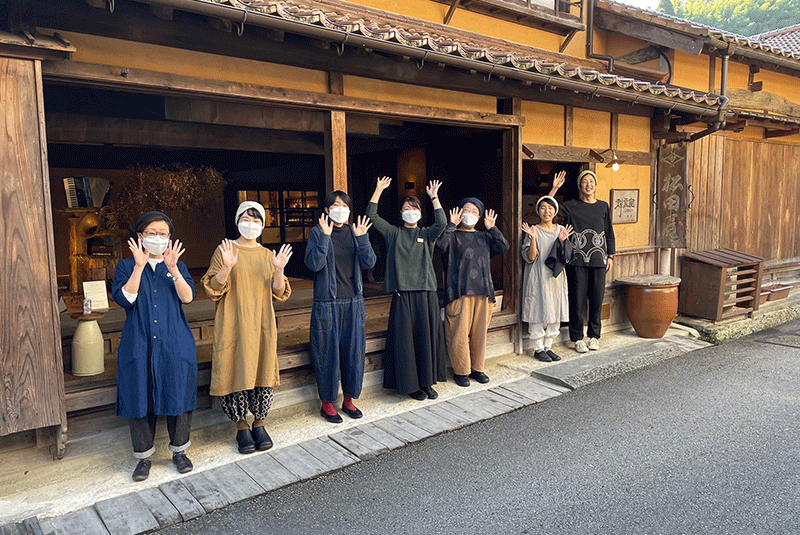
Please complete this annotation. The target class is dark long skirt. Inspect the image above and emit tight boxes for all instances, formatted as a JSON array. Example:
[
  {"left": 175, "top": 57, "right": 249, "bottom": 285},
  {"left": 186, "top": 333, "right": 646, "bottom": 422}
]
[{"left": 383, "top": 290, "right": 447, "bottom": 395}]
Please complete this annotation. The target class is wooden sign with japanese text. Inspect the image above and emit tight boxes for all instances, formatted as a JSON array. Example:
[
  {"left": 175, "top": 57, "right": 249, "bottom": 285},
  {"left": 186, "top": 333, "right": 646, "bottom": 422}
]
[{"left": 656, "top": 143, "right": 688, "bottom": 248}]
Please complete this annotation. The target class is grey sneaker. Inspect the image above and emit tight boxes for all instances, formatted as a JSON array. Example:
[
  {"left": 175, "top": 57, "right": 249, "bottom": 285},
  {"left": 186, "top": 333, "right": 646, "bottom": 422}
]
[
  {"left": 587, "top": 338, "right": 600, "bottom": 350},
  {"left": 574, "top": 340, "right": 589, "bottom": 353}
]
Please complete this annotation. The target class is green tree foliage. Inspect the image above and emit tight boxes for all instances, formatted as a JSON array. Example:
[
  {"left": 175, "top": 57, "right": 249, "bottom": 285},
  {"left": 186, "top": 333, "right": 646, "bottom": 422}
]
[{"left": 657, "top": 0, "right": 800, "bottom": 37}]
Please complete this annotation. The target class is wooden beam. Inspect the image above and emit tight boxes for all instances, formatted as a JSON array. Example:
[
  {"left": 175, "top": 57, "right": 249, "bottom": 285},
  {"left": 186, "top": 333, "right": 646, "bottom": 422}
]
[
  {"left": 564, "top": 105, "right": 574, "bottom": 146},
  {"left": 595, "top": 11, "right": 704, "bottom": 56},
  {"left": 522, "top": 143, "right": 654, "bottom": 165},
  {"left": 327, "top": 71, "right": 344, "bottom": 95},
  {"left": 764, "top": 128, "right": 800, "bottom": 139},
  {"left": 32, "top": 0, "right": 648, "bottom": 118},
  {"left": 444, "top": 0, "right": 460, "bottom": 25},
  {"left": 42, "top": 61, "right": 524, "bottom": 129},
  {"left": 559, "top": 29, "right": 577, "bottom": 53},
  {"left": 708, "top": 55, "right": 716, "bottom": 94},
  {"left": 726, "top": 88, "right": 800, "bottom": 117},
  {"left": 502, "top": 125, "right": 522, "bottom": 352},
  {"left": 610, "top": 112, "right": 619, "bottom": 150},
  {"left": 615, "top": 46, "right": 661, "bottom": 66},
  {"left": 651, "top": 130, "right": 692, "bottom": 142},
  {"left": 45, "top": 112, "right": 325, "bottom": 154},
  {"left": 163, "top": 97, "right": 382, "bottom": 136},
  {"left": 324, "top": 111, "right": 348, "bottom": 193}
]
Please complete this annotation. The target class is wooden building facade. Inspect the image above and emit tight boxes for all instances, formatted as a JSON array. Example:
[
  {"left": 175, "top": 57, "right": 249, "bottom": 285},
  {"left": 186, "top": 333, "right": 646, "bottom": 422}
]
[{"left": 2, "top": 0, "right": 798, "bottom": 458}]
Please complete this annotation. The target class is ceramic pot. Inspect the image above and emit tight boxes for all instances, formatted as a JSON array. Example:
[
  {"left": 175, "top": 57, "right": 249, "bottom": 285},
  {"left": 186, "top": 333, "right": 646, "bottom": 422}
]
[
  {"left": 72, "top": 318, "right": 105, "bottom": 376},
  {"left": 624, "top": 284, "right": 679, "bottom": 339}
]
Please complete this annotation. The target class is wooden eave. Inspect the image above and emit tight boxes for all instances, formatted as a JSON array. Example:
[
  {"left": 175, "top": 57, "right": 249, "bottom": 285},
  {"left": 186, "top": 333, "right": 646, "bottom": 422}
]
[
  {"left": 595, "top": 10, "right": 704, "bottom": 56},
  {"left": 724, "top": 112, "right": 800, "bottom": 139},
  {"left": 429, "top": 0, "right": 585, "bottom": 35},
  {"left": 0, "top": 30, "right": 75, "bottom": 61}
]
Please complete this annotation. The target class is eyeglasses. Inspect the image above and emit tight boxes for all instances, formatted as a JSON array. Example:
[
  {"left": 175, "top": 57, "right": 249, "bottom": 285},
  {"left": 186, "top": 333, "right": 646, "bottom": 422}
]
[{"left": 142, "top": 232, "right": 171, "bottom": 239}]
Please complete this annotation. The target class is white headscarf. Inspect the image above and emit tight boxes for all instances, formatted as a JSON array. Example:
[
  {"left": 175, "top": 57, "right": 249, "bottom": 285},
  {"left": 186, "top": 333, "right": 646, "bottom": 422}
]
[
  {"left": 536, "top": 195, "right": 559, "bottom": 213},
  {"left": 235, "top": 201, "right": 266, "bottom": 223}
]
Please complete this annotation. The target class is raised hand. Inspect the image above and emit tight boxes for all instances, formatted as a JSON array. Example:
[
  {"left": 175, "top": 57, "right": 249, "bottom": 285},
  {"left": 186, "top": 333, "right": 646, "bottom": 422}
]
[
  {"left": 484, "top": 208, "right": 497, "bottom": 230},
  {"left": 552, "top": 170, "right": 566, "bottom": 192},
  {"left": 375, "top": 176, "right": 392, "bottom": 193},
  {"left": 449, "top": 207, "right": 463, "bottom": 226},
  {"left": 163, "top": 240, "right": 186, "bottom": 271},
  {"left": 521, "top": 222, "right": 537, "bottom": 239},
  {"left": 426, "top": 180, "right": 442, "bottom": 199},
  {"left": 319, "top": 213, "right": 333, "bottom": 235},
  {"left": 272, "top": 243, "right": 293, "bottom": 270},
  {"left": 352, "top": 215, "right": 372, "bottom": 236},
  {"left": 219, "top": 239, "right": 239, "bottom": 268},
  {"left": 558, "top": 224, "right": 574, "bottom": 242},
  {"left": 128, "top": 237, "right": 149, "bottom": 268}
]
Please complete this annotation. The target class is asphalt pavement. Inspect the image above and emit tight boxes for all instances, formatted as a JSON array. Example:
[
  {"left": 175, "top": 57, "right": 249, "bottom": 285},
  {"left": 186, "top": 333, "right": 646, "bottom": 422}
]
[{"left": 155, "top": 319, "right": 800, "bottom": 535}]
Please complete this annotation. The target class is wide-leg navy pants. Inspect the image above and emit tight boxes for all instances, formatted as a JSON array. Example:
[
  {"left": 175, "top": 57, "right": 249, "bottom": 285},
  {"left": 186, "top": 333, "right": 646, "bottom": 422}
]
[{"left": 309, "top": 296, "right": 366, "bottom": 403}]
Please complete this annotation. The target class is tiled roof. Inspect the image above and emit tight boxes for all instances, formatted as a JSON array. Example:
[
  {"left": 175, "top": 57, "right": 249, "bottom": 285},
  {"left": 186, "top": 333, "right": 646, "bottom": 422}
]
[
  {"left": 751, "top": 24, "right": 800, "bottom": 54},
  {"left": 596, "top": 0, "right": 800, "bottom": 62},
  {"left": 210, "top": 0, "right": 722, "bottom": 106}
]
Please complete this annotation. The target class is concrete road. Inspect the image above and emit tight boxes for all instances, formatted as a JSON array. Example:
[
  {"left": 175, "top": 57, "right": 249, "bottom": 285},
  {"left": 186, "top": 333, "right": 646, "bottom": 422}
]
[{"left": 158, "top": 320, "right": 800, "bottom": 535}]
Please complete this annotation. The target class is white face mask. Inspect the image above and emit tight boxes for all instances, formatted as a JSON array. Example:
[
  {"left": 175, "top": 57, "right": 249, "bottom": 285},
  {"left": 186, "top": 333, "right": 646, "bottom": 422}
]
[
  {"left": 142, "top": 235, "right": 169, "bottom": 256},
  {"left": 461, "top": 213, "right": 480, "bottom": 228},
  {"left": 328, "top": 206, "right": 350, "bottom": 224},
  {"left": 238, "top": 221, "right": 264, "bottom": 240},
  {"left": 401, "top": 210, "right": 421, "bottom": 225}
]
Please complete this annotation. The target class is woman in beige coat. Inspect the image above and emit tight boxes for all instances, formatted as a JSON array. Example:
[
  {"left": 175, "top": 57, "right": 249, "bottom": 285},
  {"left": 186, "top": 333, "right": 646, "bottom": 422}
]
[{"left": 202, "top": 201, "right": 292, "bottom": 454}]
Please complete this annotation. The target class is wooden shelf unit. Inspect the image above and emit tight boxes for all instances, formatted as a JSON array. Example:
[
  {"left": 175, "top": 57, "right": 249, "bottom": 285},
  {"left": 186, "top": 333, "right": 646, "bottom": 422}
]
[{"left": 678, "top": 249, "right": 764, "bottom": 322}]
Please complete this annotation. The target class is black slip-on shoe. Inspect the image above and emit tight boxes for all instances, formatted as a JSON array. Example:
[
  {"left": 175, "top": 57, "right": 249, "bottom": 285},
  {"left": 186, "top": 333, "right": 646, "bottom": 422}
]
[
  {"left": 546, "top": 350, "right": 562, "bottom": 361},
  {"left": 320, "top": 407, "right": 343, "bottom": 424},
  {"left": 252, "top": 425, "right": 274, "bottom": 450},
  {"left": 172, "top": 452, "right": 193, "bottom": 474},
  {"left": 409, "top": 390, "right": 427, "bottom": 401},
  {"left": 469, "top": 371, "right": 490, "bottom": 384},
  {"left": 453, "top": 374, "right": 471, "bottom": 387},
  {"left": 132, "top": 458, "right": 151, "bottom": 482},
  {"left": 420, "top": 386, "right": 438, "bottom": 399},
  {"left": 341, "top": 406, "right": 363, "bottom": 419},
  {"left": 236, "top": 429, "right": 256, "bottom": 454},
  {"left": 533, "top": 350, "right": 552, "bottom": 362}
]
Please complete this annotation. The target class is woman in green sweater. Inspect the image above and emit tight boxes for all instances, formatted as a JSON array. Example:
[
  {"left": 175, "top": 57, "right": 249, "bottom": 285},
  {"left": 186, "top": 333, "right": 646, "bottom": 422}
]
[{"left": 366, "top": 176, "right": 447, "bottom": 400}]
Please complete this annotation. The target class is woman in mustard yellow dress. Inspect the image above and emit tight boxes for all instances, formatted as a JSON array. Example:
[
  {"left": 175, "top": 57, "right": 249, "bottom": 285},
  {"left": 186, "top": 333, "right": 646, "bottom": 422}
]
[{"left": 202, "top": 201, "right": 292, "bottom": 454}]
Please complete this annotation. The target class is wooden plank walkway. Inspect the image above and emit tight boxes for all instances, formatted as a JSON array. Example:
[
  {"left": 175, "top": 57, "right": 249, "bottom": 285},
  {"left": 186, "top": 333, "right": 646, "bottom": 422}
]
[{"left": 14, "top": 375, "right": 569, "bottom": 535}]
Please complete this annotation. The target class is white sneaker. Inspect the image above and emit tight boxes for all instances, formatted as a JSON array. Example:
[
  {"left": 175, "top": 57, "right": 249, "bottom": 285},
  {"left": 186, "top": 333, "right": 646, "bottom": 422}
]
[
  {"left": 574, "top": 340, "right": 589, "bottom": 353},
  {"left": 587, "top": 338, "right": 599, "bottom": 350}
]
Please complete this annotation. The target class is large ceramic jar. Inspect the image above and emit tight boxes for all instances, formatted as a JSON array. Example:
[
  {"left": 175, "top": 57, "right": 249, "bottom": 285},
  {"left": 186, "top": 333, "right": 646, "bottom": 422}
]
[{"left": 617, "top": 275, "right": 682, "bottom": 339}]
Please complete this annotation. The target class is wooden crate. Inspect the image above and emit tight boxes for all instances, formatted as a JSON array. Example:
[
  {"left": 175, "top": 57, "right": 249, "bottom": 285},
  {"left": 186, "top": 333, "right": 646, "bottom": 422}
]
[{"left": 678, "top": 249, "right": 763, "bottom": 322}]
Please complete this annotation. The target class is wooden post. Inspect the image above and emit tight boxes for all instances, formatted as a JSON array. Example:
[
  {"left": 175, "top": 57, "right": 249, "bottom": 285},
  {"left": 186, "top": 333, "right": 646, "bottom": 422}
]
[
  {"left": 564, "top": 105, "right": 574, "bottom": 147},
  {"left": 324, "top": 110, "right": 348, "bottom": 193},
  {"left": 1, "top": 57, "right": 67, "bottom": 457},
  {"left": 499, "top": 98, "right": 523, "bottom": 353}
]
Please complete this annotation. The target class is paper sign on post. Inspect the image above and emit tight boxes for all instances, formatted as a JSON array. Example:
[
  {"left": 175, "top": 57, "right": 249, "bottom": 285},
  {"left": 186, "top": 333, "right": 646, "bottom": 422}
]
[{"left": 82, "top": 280, "right": 110, "bottom": 311}]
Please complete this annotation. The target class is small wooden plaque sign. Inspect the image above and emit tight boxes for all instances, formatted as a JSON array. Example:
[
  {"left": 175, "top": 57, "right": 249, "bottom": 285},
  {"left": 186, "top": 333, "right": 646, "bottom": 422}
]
[{"left": 610, "top": 189, "right": 639, "bottom": 224}]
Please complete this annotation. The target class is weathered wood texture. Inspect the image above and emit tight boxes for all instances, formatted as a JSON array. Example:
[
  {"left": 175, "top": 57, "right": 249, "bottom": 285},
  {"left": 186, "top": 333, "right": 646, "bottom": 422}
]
[
  {"left": 683, "top": 134, "right": 800, "bottom": 262},
  {"left": 684, "top": 134, "right": 724, "bottom": 252},
  {"left": 655, "top": 142, "right": 688, "bottom": 248},
  {"left": 0, "top": 58, "right": 66, "bottom": 437},
  {"left": 42, "top": 61, "right": 523, "bottom": 129},
  {"left": 725, "top": 89, "right": 800, "bottom": 117},
  {"left": 324, "top": 111, "right": 348, "bottom": 193},
  {"left": 45, "top": 113, "right": 325, "bottom": 154}
]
